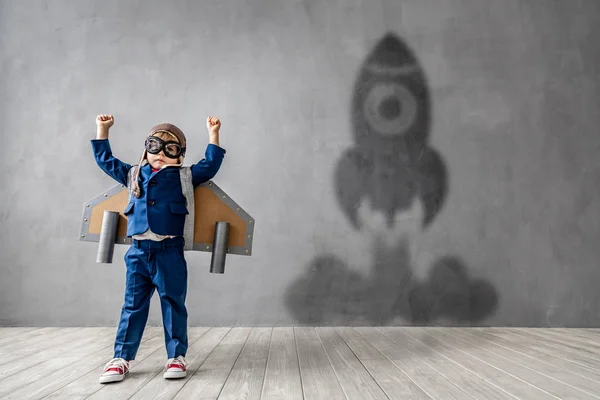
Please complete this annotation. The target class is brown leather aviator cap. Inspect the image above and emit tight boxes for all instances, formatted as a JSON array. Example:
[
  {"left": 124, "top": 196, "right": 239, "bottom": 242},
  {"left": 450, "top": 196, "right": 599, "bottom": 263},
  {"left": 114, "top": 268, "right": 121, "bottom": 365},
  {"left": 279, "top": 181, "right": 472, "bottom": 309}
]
[{"left": 148, "top": 123, "right": 187, "bottom": 152}]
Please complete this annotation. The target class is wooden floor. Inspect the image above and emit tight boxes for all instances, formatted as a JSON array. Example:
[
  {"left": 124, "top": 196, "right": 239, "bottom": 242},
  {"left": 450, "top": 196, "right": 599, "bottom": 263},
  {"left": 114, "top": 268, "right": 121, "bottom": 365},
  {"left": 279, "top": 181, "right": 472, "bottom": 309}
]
[{"left": 0, "top": 327, "right": 599, "bottom": 399}]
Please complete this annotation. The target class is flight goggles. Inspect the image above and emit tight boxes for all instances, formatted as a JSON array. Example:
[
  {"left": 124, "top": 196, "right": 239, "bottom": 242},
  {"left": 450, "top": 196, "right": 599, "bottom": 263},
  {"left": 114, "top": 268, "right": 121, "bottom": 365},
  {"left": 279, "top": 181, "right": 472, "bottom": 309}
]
[{"left": 145, "top": 135, "right": 186, "bottom": 159}]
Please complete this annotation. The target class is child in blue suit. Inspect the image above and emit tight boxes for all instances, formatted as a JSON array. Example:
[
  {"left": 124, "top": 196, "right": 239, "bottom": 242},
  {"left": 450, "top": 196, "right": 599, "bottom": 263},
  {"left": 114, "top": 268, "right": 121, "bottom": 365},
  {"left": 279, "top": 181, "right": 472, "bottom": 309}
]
[{"left": 92, "top": 114, "right": 226, "bottom": 383}]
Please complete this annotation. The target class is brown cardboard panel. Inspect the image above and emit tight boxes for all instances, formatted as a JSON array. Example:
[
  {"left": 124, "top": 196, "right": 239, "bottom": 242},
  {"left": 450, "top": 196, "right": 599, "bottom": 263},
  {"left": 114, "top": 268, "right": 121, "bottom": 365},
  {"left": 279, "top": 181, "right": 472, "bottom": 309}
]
[
  {"left": 86, "top": 186, "right": 247, "bottom": 247},
  {"left": 194, "top": 186, "right": 246, "bottom": 247},
  {"left": 88, "top": 190, "right": 128, "bottom": 236}
]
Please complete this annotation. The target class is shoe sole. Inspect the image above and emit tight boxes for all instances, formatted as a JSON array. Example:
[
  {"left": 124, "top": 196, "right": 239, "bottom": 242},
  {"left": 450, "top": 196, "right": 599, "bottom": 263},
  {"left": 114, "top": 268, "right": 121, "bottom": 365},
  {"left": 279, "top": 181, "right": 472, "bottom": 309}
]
[
  {"left": 164, "top": 370, "right": 187, "bottom": 379},
  {"left": 99, "top": 372, "right": 127, "bottom": 384}
]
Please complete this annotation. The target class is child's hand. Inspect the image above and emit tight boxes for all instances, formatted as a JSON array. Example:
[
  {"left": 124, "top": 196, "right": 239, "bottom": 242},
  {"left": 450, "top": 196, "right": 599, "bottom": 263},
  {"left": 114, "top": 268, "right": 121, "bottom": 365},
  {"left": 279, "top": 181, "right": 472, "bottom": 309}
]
[
  {"left": 96, "top": 114, "right": 114, "bottom": 128},
  {"left": 206, "top": 116, "right": 221, "bottom": 134}
]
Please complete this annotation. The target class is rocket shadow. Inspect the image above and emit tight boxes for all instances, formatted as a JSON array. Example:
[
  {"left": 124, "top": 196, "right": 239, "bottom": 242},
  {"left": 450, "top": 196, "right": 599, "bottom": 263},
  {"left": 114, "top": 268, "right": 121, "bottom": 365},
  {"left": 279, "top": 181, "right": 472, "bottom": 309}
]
[{"left": 285, "top": 31, "right": 499, "bottom": 325}]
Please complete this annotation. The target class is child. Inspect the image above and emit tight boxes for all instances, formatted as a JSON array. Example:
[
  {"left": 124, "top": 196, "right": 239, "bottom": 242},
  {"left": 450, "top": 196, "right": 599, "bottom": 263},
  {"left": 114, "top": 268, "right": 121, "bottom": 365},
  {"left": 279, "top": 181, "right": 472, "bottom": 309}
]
[{"left": 91, "top": 114, "right": 226, "bottom": 383}]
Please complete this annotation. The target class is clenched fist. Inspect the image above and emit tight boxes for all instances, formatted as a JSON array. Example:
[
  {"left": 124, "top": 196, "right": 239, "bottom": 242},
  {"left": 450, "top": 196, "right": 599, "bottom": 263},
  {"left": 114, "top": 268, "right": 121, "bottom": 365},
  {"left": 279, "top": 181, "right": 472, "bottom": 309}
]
[
  {"left": 206, "top": 116, "right": 221, "bottom": 134},
  {"left": 96, "top": 114, "right": 114, "bottom": 128}
]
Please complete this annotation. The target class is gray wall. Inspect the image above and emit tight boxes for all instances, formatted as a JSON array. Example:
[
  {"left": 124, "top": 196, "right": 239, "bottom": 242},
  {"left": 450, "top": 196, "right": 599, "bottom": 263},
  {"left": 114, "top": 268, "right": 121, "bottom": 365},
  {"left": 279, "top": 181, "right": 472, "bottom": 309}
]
[{"left": 1, "top": 0, "right": 599, "bottom": 327}]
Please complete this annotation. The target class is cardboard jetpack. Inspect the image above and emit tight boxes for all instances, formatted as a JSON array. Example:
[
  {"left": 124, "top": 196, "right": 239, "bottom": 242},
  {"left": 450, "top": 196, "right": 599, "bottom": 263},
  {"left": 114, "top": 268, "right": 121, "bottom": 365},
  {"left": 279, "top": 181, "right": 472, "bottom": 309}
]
[{"left": 79, "top": 179, "right": 254, "bottom": 273}]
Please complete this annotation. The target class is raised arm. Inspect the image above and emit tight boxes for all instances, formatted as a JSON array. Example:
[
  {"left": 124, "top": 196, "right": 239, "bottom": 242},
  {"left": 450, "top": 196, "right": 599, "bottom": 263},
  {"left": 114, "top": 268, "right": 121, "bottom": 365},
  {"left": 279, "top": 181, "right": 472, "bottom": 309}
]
[
  {"left": 191, "top": 116, "right": 227, "bottom": 187},
  {"left": 91, "top": 114, "right": 133, "bottom": 186}
]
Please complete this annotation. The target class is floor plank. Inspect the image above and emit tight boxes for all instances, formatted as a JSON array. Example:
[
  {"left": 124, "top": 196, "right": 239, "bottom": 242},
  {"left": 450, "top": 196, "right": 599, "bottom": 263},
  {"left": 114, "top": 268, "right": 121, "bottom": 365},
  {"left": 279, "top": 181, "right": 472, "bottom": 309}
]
[
  {"left": 0, "top": 327, "right": 60, "bottom": 349},
  {"left": 0, "top": 327, "right": 82, "bottom": 360},
  {"left": 487, "top": 329, "right": 600, "bottom": 372},
  {"left": 0, "top": 328, "right": 115, "bottom": 397},
  {"left": 514, "top": 328, "right": 600, "bottom": 357},
  {"left": 375, "top": 327, "right": 518, "bottom": 400},
  {"left": 454, "top": 328, "right": 600, "bottom": 397},
  {"left": 0, "top": 327, "right": 597, "bottom": 400},
  {"left": 171, "top": 327, "right": 251, "bottom": 400},
  {"left": 0, "top": 327, "right": 39, "bottom": 340},
  {"left": 337, "top": 327, "right": 434, "bottom": 399},
  {"left": 400, "top": 328, "right": 558, "bottom": 399},
  {"left": 467, "top": 328, "right": 600, "bottom": 381},
  {"left": 294, "top": 327, "right": 347, "bottom": 400},
  {"left": 423, "top": 328, "right": 588, "bottom": 399},
  {"left": 217, "top": 327, "right": 272, "bottom": 400},
  {"left": 43, "top": 327, "right": 165, "bottom": 399},
  {"left": 0, "top": 328, "right": 118, "bottom": 400},
  {"left": 546, "top": 329, "right": 600, "bottom": 348},
  {"left": 130, "top": 327, "right": 231, "bottom": 400},
  {"left": 316, "top": 327, "right": 389, "bottom": 400},
  {"left": 531, "top": 329, "right": 600, "bottom": 345},
  {"left": 260, "top": 327, "right": 303, "bottom": 400},
  {"left": 431, "top": 328, "right": 600, "bottom": 400}
]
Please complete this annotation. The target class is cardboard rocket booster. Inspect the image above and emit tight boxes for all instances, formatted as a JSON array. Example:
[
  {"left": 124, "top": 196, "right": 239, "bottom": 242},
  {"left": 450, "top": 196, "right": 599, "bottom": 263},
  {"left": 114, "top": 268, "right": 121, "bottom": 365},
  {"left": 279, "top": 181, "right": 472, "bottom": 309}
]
[{"left": 79, "top": 180, "right": 255, "bottom": 273}]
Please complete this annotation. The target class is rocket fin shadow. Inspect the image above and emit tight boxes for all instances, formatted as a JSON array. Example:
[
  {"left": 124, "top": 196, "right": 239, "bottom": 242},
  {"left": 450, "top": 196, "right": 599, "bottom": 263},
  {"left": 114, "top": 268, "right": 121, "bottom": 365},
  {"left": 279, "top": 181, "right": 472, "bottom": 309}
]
[
  {"left": 414, "top": 147, "right": 448, "bottom": 228},
  {"left": 334, "top": 148, "right": 371, "bottom": 229}
]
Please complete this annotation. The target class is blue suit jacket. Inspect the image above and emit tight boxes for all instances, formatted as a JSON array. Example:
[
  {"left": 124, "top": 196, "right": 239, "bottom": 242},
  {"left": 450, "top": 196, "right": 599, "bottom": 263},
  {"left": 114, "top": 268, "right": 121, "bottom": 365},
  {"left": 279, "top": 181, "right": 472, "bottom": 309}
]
[{"left": 91, "top": 139, "right": 226, "bottom": 237}]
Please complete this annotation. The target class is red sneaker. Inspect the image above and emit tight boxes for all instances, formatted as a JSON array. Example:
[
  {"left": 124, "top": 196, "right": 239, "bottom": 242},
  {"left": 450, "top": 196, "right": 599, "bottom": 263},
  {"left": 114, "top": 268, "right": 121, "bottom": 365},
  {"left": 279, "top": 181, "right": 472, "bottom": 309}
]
[
  {"left": 164, "top": 355, "right": 187, "bottom": 379},
  {"left": 99, "top": 358, "right": 129, "bottom": 383}
]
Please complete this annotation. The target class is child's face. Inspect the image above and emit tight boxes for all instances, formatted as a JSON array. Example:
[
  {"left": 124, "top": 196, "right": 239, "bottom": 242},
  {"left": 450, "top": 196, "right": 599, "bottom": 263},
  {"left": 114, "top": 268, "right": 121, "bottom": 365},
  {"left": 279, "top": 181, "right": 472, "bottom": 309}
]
[
  {"left": 145, "top": 132, "right": 182, "bottom": 169},
  {"left": 147, "top": 151, "right": 180, "bottom": 169}
]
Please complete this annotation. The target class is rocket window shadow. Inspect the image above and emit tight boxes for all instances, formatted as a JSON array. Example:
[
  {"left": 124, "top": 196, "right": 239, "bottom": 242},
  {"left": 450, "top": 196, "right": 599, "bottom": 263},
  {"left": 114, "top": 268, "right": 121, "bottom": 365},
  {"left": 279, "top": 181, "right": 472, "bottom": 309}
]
[{"left": 285, "top": 32, "right": 499, "bottom": 325}]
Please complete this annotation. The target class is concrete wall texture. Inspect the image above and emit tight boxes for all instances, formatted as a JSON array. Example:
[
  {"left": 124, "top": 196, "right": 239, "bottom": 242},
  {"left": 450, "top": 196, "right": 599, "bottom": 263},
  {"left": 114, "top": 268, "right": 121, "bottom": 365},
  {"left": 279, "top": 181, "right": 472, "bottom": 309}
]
[{"left": 1, "top": 0, "right": 599, "bottom": 328}]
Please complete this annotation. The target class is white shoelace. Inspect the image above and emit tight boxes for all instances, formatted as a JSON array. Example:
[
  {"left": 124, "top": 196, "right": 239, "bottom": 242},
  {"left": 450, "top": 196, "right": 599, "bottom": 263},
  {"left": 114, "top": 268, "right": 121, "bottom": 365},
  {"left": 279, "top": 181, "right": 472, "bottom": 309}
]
[
  {"left": 166, "top": 356, "right": 187, "bottom": 369},
  {"left": 103, "top": 358, "right": 129, "bottom": 372}
]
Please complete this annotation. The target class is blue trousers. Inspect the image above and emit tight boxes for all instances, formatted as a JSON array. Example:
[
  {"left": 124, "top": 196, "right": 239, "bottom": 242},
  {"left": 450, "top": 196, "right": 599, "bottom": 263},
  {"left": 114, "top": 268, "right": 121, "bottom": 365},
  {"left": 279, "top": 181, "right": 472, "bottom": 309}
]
[{"left": 113, "top": 236, "right": 188, "bottom": 360}]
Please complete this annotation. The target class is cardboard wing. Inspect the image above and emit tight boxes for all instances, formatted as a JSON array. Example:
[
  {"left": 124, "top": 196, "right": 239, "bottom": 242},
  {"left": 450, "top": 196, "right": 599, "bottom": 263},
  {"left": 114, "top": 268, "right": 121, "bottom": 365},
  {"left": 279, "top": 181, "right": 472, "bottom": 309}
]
[{"left": 79, "top": 180, "right": 254, "bottom": 256}]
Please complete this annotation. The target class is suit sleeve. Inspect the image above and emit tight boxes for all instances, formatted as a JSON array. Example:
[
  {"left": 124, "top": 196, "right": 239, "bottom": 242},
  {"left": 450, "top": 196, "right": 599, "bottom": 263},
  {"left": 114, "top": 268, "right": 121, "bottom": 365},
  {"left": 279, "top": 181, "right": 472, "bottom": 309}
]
[
  {"left": 191, "top": 144, "right": 226, "bottom": 187},
  {"left": 90, "top": 139, "right": 133, "bottom": 186}
]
